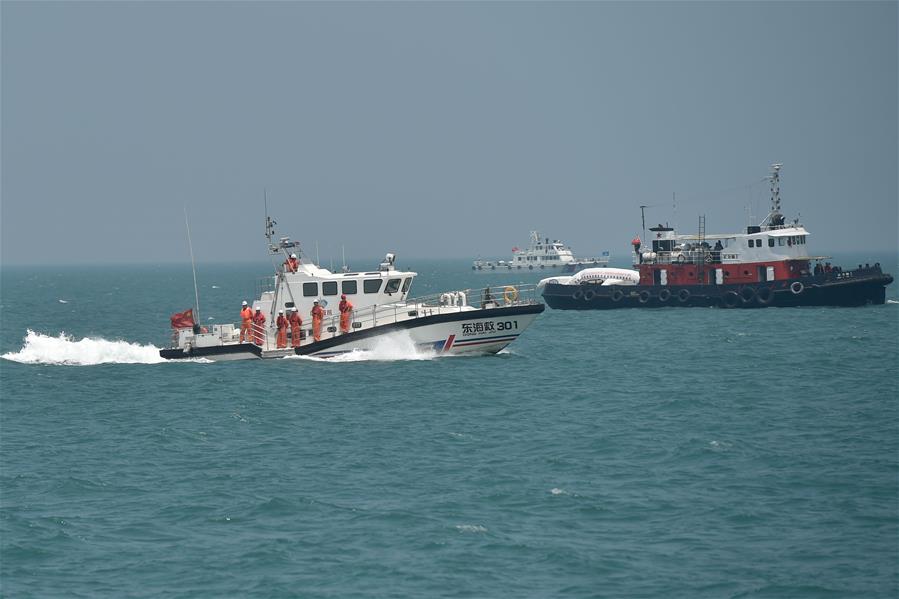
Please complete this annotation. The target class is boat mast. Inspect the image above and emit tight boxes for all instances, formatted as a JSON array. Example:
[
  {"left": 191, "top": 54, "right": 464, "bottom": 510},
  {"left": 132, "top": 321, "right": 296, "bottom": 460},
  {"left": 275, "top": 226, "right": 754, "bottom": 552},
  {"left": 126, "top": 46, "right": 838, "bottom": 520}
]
[{"left": 183, "top": 207, "right": 201, "bottom": 328}]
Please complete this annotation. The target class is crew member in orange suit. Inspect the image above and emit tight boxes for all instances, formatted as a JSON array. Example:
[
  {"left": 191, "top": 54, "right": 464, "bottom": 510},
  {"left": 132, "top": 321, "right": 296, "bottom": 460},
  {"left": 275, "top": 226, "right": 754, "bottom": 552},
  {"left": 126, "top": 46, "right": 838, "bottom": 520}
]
[
  {"left": 338, "top": 294, "right": 353, "bottom": 334},
  {"left": 288, "top": 307, "right": 303, "bottom": 348},
  {"left": 311, "top": 300, "right": 325, "bottom": 342},
  {"left": 252, "top": 308, "right": 266, "bottom": 345},
  {"left": 284, "top": 253, "right": 299, "bottom": 273},
  {"left": 275, "top": 309, "right": 288, "bottom": 348},
  {"left": 239, "top": 300, "right": 253, "bottom": 343}
]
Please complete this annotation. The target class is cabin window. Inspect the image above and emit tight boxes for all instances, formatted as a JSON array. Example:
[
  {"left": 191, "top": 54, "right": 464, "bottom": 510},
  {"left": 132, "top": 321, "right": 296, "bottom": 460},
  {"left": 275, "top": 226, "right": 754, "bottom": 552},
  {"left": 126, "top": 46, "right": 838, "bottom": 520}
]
[
  {"left": 384, "top": 278, "right": 401, "bottom": 294},
  {"left": 743, "top": 270, "right": 750, "bottom": 276},
  {"left": 364, "top": 279, "right": 383, "bottom": 294},
  {"left": 303, "top": 282, "right": 318, "bottom": 297},
  {"left": 285, "top": 302, "right": 295, "bottom": 308},
  {"left": 322, "top": 281, "right": 338, "bottom": 296},
  {"left": 401, "top": 278, "right": 412, "bottom": 293},
  {"left": 768, "top": 238, "right": 775, "bottom": 247},
  {"left": 342, "top": 280, "right": 358, "bottom": 295},
  {"left": 747, "top": 239, "right": 753, "bottom": 248},
  {"left": 778, "top": 238, "right": 785, "bottom": 246}
]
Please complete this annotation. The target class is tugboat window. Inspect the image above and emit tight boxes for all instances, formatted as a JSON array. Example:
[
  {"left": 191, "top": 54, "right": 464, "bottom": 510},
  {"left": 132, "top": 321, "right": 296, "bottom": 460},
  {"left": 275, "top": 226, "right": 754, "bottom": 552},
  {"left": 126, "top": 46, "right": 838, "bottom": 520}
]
[
  {"left": 401, "top": 278, "right": 412, "bottom": 293},
  {"left": 322, "top": 281, "right": 338, "bottom": 296},
  {"left": 385, "top": 278, "right": 401, "bottom": 294},
  {"left": 303, "top": 282, "right": 318, "bottom": 297},
  {"left": 768, "top": 238, "right": 775, "bottom": 247},
  {"left": 364, "top": 279, "right": 383, "bottom": 294},
  {"left": 779, "top": 238, "right": 785, "bottom": 246},
  {"left": 342, "top": 280, "right": 358, "bottom": 295}
]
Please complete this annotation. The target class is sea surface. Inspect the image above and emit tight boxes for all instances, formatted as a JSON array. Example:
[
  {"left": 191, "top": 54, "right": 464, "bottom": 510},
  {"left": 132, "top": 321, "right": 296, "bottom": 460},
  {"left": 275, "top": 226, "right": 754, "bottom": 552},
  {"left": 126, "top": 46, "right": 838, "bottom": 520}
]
[{"left": 2, "top": 254, "right": 897, "bottom": 598}]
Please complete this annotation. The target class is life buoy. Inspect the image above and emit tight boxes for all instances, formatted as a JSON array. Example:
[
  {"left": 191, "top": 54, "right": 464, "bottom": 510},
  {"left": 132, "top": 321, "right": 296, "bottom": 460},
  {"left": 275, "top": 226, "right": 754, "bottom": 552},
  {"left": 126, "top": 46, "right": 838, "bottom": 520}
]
[
  {"left": 723, "top": 290, "right": 741, "bottom": 308},
  {"left": 790, "top": 281, "right": 804, "bottom": 295},
  {"left": 611, "top": 289, "right": 624, "bottom": 302},
  {"left": 740, "top": 286, "right": 757, "bottom": 304},
  {"left": 756, "top": 286, "right": 774, "bottom": 305},
  {"left": 528, "top": 265, "right": 533, "bottom": 270},
  {"left": 676, "top": 254, "right": 686, "bottom": 264},
  {"left": 677, "top": 288, "right": 691, "bottom": 303},
  {"left": 572, "top": 289, "right": 584, "bottom": 300},
  {"left": 503, "top": 285, "right": 519, "bottom": 304},
  {"left": 658, "top": 289, "right": 671, "bottom": 302},
  {"left": 583, "top": 289, "right": 596, "bottom": 301},
  {"left": 638, "top": 290, "right": 652, "bottom": 304}
]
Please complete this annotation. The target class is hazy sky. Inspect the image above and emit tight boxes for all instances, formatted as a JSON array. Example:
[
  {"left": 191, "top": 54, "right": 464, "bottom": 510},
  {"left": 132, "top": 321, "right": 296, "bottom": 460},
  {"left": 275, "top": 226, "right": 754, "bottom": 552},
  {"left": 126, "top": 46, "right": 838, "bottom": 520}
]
[{"left": 2, "top": 1, "right": 896, "bottom": 266}]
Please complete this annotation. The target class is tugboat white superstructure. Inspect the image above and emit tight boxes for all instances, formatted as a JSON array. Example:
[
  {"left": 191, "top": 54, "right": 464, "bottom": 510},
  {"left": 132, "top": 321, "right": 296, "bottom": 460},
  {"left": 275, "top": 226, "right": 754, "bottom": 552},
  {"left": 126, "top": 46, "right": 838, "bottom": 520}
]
[
  {"left": 541, "top": 164, "right": 893, "bottom": 309},
  {"left": 473, "top": 231, "right": 609, "bottom": 273},
  {"left": 161, "top": 217, "right": 544, "bottom": 361}
]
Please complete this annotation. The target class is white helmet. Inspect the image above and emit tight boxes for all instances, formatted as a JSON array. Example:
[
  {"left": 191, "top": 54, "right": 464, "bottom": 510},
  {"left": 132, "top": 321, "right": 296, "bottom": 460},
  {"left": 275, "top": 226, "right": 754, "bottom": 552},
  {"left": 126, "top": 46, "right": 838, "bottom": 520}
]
[
  {"left": 242, "top": 301, "right": 248, "bottom": 306},
  {"left": 292, "top": 307, "right": 298, "bottom": 312},
  {"left": 290, "top": 253, "right": 297, "bottom": 259},
  {"left": 278, "top": 309, "right": 283, "bottom": 314}
]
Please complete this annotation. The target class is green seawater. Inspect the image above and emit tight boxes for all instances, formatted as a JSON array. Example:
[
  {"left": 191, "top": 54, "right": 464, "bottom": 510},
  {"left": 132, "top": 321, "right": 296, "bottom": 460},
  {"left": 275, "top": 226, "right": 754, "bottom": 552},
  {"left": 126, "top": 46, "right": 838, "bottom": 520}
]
[{"left": 1, "top": 255, "right": 897, "bottom": 598}]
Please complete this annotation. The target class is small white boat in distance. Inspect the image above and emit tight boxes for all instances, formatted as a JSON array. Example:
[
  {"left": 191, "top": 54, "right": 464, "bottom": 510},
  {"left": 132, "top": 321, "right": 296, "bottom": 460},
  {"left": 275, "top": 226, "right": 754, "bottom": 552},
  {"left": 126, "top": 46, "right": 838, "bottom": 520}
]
[{"left": 473, "top": 231, "right": 609, "bottom": 273}]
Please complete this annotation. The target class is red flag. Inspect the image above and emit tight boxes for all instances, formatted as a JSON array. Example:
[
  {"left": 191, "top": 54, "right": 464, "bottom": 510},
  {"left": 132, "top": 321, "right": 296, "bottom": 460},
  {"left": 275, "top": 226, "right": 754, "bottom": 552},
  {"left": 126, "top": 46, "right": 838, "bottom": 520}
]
[{"left": 170, "top": 308, "right": 195, "bottom": 329}]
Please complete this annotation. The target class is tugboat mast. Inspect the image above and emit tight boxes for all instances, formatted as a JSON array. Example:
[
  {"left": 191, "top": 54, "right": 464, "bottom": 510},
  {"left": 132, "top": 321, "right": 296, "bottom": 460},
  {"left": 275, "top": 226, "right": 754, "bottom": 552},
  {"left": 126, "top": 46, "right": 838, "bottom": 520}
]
[{"left": 762, "top": 163, "right": 785, "bottom": 228}]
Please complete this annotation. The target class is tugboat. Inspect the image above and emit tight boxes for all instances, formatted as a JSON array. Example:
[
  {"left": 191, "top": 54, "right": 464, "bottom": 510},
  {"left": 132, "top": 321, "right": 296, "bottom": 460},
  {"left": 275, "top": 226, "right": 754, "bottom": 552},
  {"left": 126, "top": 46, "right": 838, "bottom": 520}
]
[
  {"left": 161, "top": 217, "right": 544, "bottom": 360},
  {"left": 473, "top": 231, "right": 609, "bottom": 273},
  {"left": 540, "top": 164, "right": 893, "bottom": 309}
]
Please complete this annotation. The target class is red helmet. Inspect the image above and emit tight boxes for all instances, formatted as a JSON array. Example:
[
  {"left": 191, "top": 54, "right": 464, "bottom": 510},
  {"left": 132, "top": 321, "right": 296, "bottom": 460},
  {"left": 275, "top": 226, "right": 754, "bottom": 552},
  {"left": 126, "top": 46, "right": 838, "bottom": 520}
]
[
  {"left": 341, "top": 294, "right": 346, "bottom": 299},
  {"left": 631, "top": 237, "right": 641, "bottom": 245}
]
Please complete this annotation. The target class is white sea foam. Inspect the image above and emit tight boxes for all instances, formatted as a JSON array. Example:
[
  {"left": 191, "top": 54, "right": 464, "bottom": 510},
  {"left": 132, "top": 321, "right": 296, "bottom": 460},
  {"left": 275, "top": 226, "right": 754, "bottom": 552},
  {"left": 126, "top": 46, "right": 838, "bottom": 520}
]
[
  {"left": 887, "top": 299, "right": 898, "bottom": 304},
  {"left": 455, "top": 524, "right": 487, "bottom": 533},
  {"left": 58, "top": 299, "right": 69, "bottom": 304},
  {"left": 550, "top": 488, "right": 568, "bottom": 496},
  {"left": 287, "top": 331, "right": 438, "bottom": 363},
  {"left": 2, "top": 330, "right": 167, "bottom": 365}
]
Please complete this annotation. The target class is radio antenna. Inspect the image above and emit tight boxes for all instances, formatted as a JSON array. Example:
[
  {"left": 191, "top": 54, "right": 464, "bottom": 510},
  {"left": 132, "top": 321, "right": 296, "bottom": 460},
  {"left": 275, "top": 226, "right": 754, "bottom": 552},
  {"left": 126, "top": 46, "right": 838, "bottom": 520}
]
[{"left": 184, "top": 207, "right": 201, "bottom": 327}]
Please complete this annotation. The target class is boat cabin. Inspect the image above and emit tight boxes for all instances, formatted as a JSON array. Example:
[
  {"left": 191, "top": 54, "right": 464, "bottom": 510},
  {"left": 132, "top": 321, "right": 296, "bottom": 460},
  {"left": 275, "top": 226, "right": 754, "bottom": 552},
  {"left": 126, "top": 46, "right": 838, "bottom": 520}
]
[{"left": 633, "top": 165, "right": 820, "bottom": 287}]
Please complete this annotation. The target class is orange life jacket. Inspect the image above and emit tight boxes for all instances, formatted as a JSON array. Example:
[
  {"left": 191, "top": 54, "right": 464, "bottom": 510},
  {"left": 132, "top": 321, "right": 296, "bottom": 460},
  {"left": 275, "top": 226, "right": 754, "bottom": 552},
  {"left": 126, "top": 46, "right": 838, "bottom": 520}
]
[{"left": 241, "top": 307, "right": 253, "bottom": 322}]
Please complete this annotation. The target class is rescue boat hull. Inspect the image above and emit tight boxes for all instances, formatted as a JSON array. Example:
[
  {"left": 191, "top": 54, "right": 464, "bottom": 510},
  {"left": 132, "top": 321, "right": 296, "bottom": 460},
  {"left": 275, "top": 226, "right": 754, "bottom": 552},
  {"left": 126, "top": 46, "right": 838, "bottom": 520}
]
[
  {"left": 160, "top": 304, "right": 545, "bottom": 361},
  {"left": 542, "top": 269, "right": 893, "bottom": 310}
]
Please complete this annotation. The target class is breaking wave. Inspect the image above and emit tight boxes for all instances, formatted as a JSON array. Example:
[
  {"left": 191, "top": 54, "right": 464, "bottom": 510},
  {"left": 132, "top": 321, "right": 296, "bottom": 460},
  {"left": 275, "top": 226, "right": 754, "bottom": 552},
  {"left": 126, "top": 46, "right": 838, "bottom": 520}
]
[{"left": 2, "top": 330, "right": 167, "bottom": 366}]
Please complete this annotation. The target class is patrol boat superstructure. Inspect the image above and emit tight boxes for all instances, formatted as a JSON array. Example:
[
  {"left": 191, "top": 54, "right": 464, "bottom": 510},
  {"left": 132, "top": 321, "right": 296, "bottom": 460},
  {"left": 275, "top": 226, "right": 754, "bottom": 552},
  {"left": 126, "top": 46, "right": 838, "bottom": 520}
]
[{"left": 161, "top": 218, "right": 544, "bottom": 360}]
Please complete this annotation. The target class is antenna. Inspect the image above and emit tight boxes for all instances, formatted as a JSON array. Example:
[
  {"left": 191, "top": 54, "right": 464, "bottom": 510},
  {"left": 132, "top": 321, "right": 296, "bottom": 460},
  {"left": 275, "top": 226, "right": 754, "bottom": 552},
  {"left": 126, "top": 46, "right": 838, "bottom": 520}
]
[
  {"left": 672, "top": 192, "right": 677, "bottom": 233},
  {"left": 183, "top": 207, "right": 201, "bottom": 328},
  {"left": 315, "top": 240, "right": 320, "bottom": 266},
  {"left": 639, "top": 205, "right": 648, "bottom": 245},
  {"left": 264, "top": 188, "right": 278, "bottom": 250}
]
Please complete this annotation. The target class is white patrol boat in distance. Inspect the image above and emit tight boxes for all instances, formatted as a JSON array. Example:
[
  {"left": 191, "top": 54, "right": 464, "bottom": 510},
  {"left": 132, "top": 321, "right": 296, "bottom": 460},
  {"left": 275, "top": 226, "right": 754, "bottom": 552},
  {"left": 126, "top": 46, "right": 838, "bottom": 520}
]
[
  {"left": 472, "top": 231, "right": 609, "bottom": 274},
  {"left": 160, "top": 217, "right": 544, "bottom": 361}
]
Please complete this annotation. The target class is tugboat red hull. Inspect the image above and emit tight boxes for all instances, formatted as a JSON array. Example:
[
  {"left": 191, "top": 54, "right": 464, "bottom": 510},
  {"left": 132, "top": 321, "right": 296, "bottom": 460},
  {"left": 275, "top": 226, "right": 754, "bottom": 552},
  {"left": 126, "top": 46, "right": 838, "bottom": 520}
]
[{"left": 542, "top": 267, "right": 893, "bottom": 310}]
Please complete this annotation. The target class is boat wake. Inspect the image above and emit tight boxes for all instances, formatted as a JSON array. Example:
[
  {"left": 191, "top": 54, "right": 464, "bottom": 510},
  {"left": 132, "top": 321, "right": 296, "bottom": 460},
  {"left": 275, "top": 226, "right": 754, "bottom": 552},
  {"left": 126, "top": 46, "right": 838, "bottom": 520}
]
[
  {"left": 887, "top": 299, "right": 898, "bottom": 305},
  {"left": 2, "top": 330, "right": 169, "bottom": 366},
  {"left": 288, "top": 331, "right": 438, "bottom": 363}
]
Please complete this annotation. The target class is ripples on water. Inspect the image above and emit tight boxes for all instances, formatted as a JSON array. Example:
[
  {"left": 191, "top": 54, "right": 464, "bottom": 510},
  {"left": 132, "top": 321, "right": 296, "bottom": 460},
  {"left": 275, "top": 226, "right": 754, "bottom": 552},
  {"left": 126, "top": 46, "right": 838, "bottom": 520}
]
[{"left": 1, "top": 259, "right": 897, "bottom": 598}]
